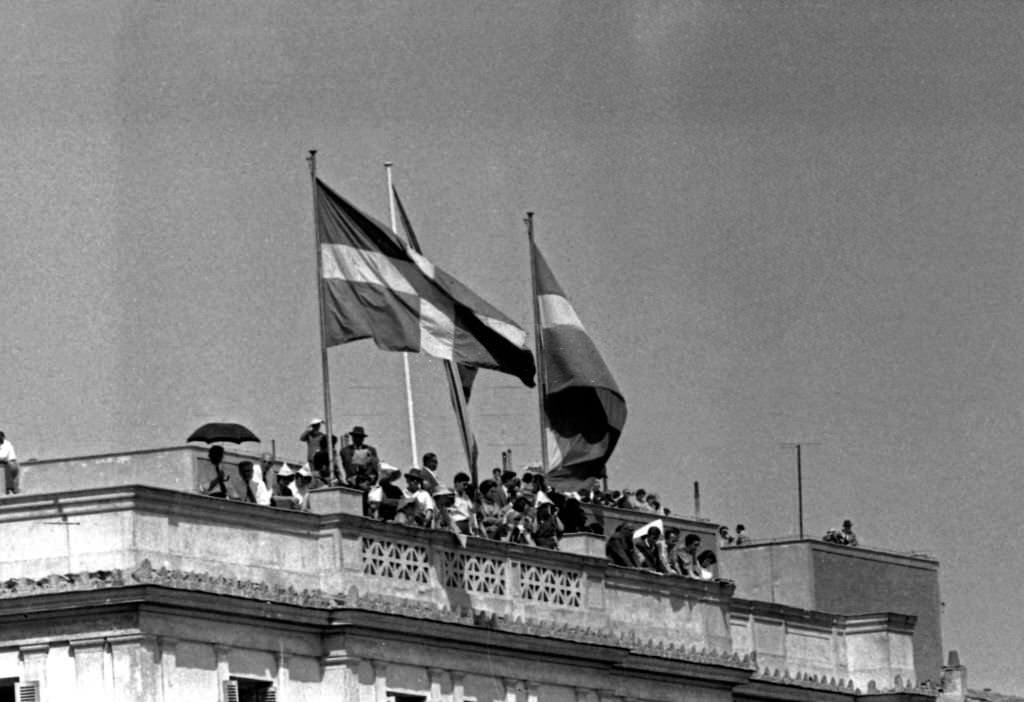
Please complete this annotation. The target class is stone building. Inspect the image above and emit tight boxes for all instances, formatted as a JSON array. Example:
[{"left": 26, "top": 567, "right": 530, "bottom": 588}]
[{"left": 0, "top": 446, "right": 954, "bottom": 701}]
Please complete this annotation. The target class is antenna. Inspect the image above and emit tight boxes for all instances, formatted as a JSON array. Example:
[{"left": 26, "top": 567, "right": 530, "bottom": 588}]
[{"left": 780, "top": 442, "right": 820, "bottom": 539}]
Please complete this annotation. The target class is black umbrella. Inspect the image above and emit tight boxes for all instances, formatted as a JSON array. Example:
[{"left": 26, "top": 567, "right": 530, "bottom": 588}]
[{"left": 187, "top": 422, "right": 260, "bottom": 444}]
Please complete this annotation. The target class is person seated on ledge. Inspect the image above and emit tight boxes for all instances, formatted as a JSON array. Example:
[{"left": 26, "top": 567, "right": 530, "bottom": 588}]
[
  {"left": 271, "top": 464, "right": 301, "bottom": 509},
  {"left": 734, "top": 524, "right": 750, "bottom": 545},
  {"left": 840, "top": 519, "right": 858, "bottom": 546},
  {"left": 201, "top": 446, "right": 230, "bottom": 499},
  {"left": 605, "top": 522, "right": 638, "bottom": 567},
  {"left": 645, "top": 492, "right": 665, "bottom": 515},
  {"left": 662, "top": 527, "right": 682, "bottom": 574},
  {"left": 633, "top": 525, "right": 667, "bottom": 573},
  {"left": 449, "top": 472, "right": 481, "bottom": 536},
  {"left": 237, "top": 460, "right": 271, "bottom": 506},
  {"left": 476, "top": 479, "right": 505, "bottom": 539},
  {"left": 674, "top": 533, "right": 703, "bottom": 578},
  {"left": 532, "top": 501, "right": 562, "bottom": 549},
  {"left": 717, "top": 525, "right": 735, "bottom": 548},
  {"left": 696, "top": 549, "right": 717, "bottom": 580},
  {"left": 367, "top": 464, "right": 403, "bottom": 521},
  {"left": 400, "top": 468, "right": 436, "bottom": 527},
  {"left": 294, "top": 465, "right": 315, "bottom": 511}
]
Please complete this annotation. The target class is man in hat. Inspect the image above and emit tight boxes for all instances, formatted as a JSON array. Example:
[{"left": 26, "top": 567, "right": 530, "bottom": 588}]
[
  {"left": 0, "top": 431, "right": 19, "bottom": 495},
  {"left": 299, "top": 419, "right": 326, "bottom": 464},
  {"left": 293, "top": 464, "right": 316, "bottom": 511},
  {"left": 401, "top": 468, "right": 436, "bottom": 527},
  {"left": 340, "top": 426, "right": 379, "bottom": 483},
  {"left": 271, "top": 464, "right": 301, "bottom": 509}
]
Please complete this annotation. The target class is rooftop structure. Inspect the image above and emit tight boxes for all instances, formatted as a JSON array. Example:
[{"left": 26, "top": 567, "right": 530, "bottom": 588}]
[{"left": 0, "top": 446, "right": 953, "bottom": 701}]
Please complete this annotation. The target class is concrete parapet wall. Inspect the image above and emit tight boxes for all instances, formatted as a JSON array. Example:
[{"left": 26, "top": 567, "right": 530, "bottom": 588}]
[
  {"left": 0, "top": 485, "right": 735, "bottom": 658},
  {"left": 720, "top": 539, "right": 940, "bottom": 686}
]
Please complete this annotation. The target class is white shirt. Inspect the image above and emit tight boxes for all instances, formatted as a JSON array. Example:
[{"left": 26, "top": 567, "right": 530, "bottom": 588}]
[
  {"left": 0, "top": 440, "right": 16, "bottom": 464},
  {"left": 245, "top": 477, "right": 272, "bottom": 506},
  {"left": 450, "top": 493, "right": 474, "bottom": 523}
]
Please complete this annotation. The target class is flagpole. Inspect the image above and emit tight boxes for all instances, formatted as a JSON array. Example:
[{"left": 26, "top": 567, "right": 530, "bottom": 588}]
[
  {"left": 385, "top": 162, "right": 420, "bottom": 470},
  {"left": 443, "top": 362, "right": 479, "bottom": 485},
  {"left": 308, "top": 150, "right": 339, "bottom": 482},
  {"left": 526, "top": 212, "right": 550, "bottom": 473}
]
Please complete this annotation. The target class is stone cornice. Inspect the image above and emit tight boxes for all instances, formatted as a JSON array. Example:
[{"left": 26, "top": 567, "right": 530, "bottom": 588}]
[
  {"left": 747, "top": 666, "right": 939, "bottom": 698},
  {"left": 0, "top": 560, "right": 752, "bottom": 675}
]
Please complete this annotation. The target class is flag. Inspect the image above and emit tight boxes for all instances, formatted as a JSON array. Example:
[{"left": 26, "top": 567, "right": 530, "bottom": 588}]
[
  {"left": 314, "top": 178, "right": 536, "bottom": 387},
  {"left": 393, "top": 185, "right": 481, "bottom": 480},
  {"left": 393, "top": 186, "right": 480, "bottom": 402},
  {"left": 532, "top": 241, "right": 626, "bottom": 490}
]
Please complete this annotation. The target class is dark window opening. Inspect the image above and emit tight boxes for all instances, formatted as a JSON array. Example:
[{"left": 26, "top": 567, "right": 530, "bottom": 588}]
[{"left": 228, "top": 677, "right": 275, "bottom": 702}]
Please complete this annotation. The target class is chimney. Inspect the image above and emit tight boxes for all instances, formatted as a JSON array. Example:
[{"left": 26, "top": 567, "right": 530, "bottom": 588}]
[{"left": 938, "top": 650, "right": 967, "bottom": 702}]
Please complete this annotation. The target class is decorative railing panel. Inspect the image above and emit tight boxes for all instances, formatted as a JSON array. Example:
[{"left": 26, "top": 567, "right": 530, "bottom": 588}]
[
  {"left": 359, "top": 537, "right": 583, "bottom": 608},
  {"left": 361, "top": 537, "right": 431, "bottom": 584},
  {"left": 440, "top": 551, "right": 508, "bottom": 595},
  {"left": 518, "top": 563, "right": 582, "bottom": 607}
]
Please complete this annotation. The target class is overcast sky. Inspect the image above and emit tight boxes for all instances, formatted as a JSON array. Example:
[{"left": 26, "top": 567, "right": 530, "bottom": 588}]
[{"left": 3, "top": 1, "right": 1023, "bottom": 692}]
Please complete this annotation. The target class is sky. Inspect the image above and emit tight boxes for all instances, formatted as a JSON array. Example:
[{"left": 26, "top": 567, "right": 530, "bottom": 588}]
[{"left": 2, "top": 0, "right": 1023, "bottom": 692}]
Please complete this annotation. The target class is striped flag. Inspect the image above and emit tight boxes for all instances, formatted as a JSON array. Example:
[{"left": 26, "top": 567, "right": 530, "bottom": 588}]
[
  {"left": 532, "top": 241, "right": 626, "bottom": 489},
  {"left": 392, "top": 185, "right": 481, "bottom": 480},
  {"left": 315, "top": 178, "right": 536, "bottom": 387}
]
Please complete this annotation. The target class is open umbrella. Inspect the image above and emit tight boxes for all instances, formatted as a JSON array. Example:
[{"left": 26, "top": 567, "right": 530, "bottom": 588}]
[{"left": 187, "top": 422, "right": 260, "bottom": 444}]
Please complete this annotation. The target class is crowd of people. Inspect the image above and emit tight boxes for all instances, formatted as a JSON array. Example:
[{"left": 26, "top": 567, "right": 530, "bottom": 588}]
[
  {"left": 606, "top": 521, "right": 718, "bottom": 579},
  {"left": 574, "top": 486, "right": 672, "bottom": 515},
  {"left": 199, "top": 420, "right": 719, "bottom": 559},
  {"left": 193, "top": 421, "right": 776, "bottom": 573}
]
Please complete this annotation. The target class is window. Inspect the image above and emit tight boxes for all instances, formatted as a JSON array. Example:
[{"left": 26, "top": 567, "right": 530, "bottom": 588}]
[
  {"left": 0, "top": 678, "right": 39, "bottom": 702},
  {"left": 224, "top": 678, "right": 275, "bottom": 702},
  {"left": 17, "top": 683, "right": 39, "bottom": 702},
  {"left": 386, "top": 694, "right": 426, "bottom": 702}
]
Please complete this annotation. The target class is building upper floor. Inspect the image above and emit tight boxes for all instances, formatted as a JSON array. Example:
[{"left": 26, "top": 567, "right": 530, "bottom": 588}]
[{"left": 0, "top": 445, "right": 943, "bottom": 694}]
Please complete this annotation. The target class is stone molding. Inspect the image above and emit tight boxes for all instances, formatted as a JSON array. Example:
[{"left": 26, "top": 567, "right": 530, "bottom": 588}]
[
  {"left": 0, "top": 560, "right": 752, "bottom": 671},
  {"left": 751, "top": 665, "right": 940, "bottom": 697}
]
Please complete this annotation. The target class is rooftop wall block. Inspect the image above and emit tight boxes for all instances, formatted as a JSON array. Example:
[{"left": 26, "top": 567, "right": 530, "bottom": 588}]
[{"left": 720, "top": 539, "right": 941, "bottom": 686}]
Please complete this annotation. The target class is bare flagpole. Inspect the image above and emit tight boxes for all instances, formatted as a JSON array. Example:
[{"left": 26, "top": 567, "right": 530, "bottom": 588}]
[
  {"left": 526, "top": 212, "right": 550, "bottom": 472},
  {"left": 386, "top": 162, "right": 420, "bottom": 469},
  {"left": 308, "top": 151, "right": 339, "bottom": 481}
]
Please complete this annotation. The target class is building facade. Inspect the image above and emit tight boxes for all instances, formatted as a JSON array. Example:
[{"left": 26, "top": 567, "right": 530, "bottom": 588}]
[{"left": 0, "top": 447, "right": 949, "bottom": 702}]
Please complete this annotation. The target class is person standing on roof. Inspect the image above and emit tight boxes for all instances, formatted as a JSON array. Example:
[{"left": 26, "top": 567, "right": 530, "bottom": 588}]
[
  {"left": 0, "top": 431, "right": 19, "bottom": 495},
  {"left": 340, "top": 426, "right": 379, "bottom": 482},
  {"left": 299, "top": 419, "right": 326, "bottom": 464}
]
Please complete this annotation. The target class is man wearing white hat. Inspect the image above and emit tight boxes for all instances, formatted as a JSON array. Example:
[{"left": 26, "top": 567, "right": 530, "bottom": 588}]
[
  {"left": 271, "top": 464, "right": 301, "bottom": 509},
  {"left": 293, "top": 464, "right": 316, "bottom": 512}
]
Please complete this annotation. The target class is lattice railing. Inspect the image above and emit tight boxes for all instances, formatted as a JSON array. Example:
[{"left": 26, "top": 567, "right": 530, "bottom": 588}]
[
  {"left": 360, "top": 536, "right": 583, "bottom": 608},
  {"left": 361, "top": 537, "right": 431, "bottom": 584},
  {"left": 440, "top": 551, "right": 508, "bottom": 595},
  {"left": 517, "top": 563, "right": 582, "bottom": 607}
]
